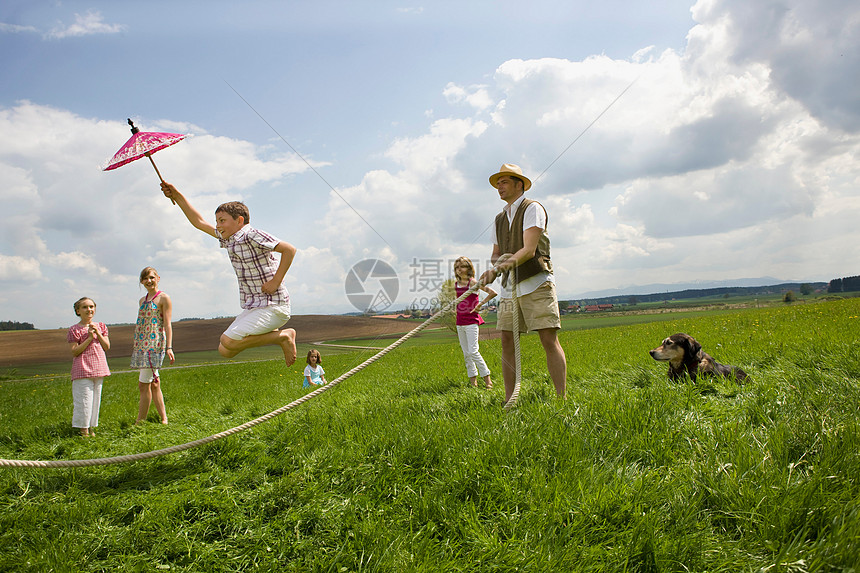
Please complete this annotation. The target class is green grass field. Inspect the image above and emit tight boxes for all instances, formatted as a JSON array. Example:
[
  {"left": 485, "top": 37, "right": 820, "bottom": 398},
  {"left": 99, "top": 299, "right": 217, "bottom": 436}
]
[{"left": 1, "top": 298, "right": 858, "bottom": 571}]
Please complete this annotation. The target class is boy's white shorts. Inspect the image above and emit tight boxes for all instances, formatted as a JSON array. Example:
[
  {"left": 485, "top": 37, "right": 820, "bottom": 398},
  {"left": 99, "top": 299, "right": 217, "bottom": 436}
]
[{"left": 222, "top": 303, "right": 291, "bottom": 340}]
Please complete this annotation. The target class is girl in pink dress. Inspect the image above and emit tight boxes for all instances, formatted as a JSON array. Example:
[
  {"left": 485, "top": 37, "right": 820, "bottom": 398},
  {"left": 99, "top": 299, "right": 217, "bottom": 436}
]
[
  {"left": 67, "top": 297, "right": 111, "bottom": 437},
  {"left": 130, "top": 267, "right": 174, "bottom": 425},
  {"left": 454, "top": 256, "right": 497, "bottom": 388}
]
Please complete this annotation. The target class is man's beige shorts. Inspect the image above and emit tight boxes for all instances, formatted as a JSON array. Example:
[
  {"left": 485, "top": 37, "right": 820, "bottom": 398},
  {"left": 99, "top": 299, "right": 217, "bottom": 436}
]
[{"left": 496, "top": 281, "right": 561, "bottom": 332}]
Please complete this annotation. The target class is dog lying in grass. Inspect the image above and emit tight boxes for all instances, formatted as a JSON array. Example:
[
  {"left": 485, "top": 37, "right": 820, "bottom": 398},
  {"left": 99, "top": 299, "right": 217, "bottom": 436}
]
[{"left": 649, "top": 333, "right": 748, "bottom": 382}]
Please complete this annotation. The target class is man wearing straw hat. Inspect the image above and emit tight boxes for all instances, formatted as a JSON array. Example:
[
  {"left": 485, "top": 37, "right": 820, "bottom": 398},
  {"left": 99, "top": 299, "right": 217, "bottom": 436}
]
[{"left": 480, "top": 164, "right": 567, "bottom": 401}]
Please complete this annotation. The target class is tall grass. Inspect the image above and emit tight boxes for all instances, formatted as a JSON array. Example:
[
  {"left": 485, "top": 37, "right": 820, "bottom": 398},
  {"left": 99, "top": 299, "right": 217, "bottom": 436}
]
[{"left": 1, "top": 299, "right": 858, "bottom": 571}]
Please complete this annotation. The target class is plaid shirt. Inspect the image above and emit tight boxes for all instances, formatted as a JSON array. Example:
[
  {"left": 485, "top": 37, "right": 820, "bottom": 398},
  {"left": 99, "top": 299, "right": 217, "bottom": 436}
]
[
  {"left": 218, "top": 225, "right": 290, "bottom": 310},
  {"left": 67, "top": 322, "right": 111, "bottom": 380}
]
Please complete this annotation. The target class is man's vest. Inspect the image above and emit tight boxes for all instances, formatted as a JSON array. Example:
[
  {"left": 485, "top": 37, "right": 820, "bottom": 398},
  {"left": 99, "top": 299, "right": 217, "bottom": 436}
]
[{"left": 495, "top": 197, "right": 552, "bottom": 286}]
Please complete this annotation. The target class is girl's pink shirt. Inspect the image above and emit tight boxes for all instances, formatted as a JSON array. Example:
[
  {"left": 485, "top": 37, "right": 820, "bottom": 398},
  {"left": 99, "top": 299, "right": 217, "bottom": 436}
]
[
  {"left": 455, "top": 281, "right": 484, "bottom": 326},
  {"left": 67, "top": 322, "right": 111, "bottom": 380}
]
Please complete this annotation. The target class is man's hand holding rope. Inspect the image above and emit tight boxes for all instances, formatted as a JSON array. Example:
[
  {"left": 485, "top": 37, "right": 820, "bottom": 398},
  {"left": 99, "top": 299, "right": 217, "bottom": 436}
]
[{"left": 480, "top": 253, "right": 514, "bottom": 288}]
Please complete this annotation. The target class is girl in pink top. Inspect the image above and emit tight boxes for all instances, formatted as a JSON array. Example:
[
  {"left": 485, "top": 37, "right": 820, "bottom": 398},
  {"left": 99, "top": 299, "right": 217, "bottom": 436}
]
[
  {"left": 454, "top": 256, "right": 497, "bottom": 388},
  {"left": 67, "top": 297, "right": 111, "bottom": 437}
]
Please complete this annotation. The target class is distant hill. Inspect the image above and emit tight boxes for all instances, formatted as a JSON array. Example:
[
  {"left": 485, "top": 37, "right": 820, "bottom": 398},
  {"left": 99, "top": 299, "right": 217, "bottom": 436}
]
[{"left": 567, "top": 281, "right": 828, "bottom": 306}]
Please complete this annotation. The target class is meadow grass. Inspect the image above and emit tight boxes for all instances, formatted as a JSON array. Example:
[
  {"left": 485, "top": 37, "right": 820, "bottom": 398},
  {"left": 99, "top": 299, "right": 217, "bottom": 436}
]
[{"left": 0, "top": 299, "right": 858, "bottom": 571}]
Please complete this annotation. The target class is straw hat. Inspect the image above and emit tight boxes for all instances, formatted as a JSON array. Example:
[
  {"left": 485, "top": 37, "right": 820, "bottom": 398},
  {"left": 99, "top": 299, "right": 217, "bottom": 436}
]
[{"left": 489, "top": 163, "right": 532, "bottom": 191}]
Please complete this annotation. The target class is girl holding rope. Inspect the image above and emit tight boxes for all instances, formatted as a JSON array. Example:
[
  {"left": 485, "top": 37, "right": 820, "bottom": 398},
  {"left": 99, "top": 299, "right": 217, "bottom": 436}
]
[
  {"left": 131, "top": 267, "right": 174, "bottom": 425},
  {"left": 453, "top": 256, "right": 496, "bottom": 389}
]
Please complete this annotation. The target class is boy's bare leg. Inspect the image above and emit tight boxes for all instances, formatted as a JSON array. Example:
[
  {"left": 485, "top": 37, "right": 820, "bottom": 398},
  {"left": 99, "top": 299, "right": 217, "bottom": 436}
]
[{"left": 219, "top": 328, "right": 297, "bottom": 366}]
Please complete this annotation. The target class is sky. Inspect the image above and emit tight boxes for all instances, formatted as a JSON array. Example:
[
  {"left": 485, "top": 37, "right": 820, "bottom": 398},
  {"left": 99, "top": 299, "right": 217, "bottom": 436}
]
[{"left": 2, "top": 0, "right": 859, "bottom": 329}]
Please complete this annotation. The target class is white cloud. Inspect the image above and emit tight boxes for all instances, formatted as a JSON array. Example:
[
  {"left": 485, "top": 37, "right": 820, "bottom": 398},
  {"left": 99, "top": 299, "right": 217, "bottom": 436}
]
[
  {"left": 0, "top": 255, "right": 41, "bottom": 281},
  {"left": 46, "top": 11, "right": 125, "bottom": 40},
  {"left": 443, "top": 83, "right": 494, "bottom": 111},
  {"left": 385, "top": 117, "right": 488, "bottom": 173},
  {"left": 46, "top": 250, "right": 111, "bottom": 274},
  {"left": 691, "top": 0, "right": 860, "bottom": 131},
  {"left": 0, "top": 22, "right": 38, "bottom": 34}
]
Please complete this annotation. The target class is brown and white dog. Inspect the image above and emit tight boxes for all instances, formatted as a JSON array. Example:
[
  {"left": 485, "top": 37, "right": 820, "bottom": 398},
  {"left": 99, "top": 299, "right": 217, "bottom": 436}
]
[{"left": 649, "top": 333, "right": 748, "bottom": 382}]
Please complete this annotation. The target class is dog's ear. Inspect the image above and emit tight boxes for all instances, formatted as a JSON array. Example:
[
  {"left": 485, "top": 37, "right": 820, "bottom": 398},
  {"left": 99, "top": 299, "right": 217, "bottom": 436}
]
[
  {"left": 679, "top": 334, "right": 701, "bottom": 359},
  {"left": 688, "top": 337, "right": 702, "bottom": 358}
]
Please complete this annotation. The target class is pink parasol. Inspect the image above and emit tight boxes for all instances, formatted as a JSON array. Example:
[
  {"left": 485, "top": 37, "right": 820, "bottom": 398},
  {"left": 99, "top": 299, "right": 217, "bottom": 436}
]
[{"left": 103, "top": 119, "right": 189, "bottom": 201}]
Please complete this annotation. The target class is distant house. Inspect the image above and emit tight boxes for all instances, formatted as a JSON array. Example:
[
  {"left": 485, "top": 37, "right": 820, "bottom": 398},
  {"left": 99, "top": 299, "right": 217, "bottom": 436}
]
[{"left": 583, "top": 304, "right": 613, "bottom": 312}]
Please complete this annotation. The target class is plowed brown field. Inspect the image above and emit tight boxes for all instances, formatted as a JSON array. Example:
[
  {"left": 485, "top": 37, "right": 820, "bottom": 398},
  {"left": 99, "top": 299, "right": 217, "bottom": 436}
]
[{"left": 0, "top": 315, "right": 431, "bottom": 367}]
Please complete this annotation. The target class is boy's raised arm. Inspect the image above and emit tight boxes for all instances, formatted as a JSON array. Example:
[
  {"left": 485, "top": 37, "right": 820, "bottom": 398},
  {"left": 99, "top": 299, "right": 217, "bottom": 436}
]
[{"left": 161, "top": 182, "right": 217, "bottom": 238}]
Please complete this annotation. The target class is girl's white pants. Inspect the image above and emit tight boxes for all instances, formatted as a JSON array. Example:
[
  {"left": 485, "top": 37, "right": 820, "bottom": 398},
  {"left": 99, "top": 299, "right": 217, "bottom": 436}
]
[
  {"left": 456, "top": 324, "right": 490, "bottom": 378},
  {"left": 72, "top": 377, "right": 103, "bottom": 428}
]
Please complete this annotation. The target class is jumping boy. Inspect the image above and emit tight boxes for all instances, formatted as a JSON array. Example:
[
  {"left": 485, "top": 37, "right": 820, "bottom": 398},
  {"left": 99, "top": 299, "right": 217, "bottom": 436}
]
[{"left": 161, "top": 182, "right": 297, "bottom": 366}]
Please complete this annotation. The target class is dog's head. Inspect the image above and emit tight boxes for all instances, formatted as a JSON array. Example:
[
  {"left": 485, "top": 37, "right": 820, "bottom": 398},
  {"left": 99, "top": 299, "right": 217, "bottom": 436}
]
[{"left": 649, "top": 333, "right": 702, "bottom": 366}]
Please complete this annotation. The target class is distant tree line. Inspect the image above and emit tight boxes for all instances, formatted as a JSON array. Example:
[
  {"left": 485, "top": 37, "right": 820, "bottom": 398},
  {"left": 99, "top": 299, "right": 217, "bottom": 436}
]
[
  {"left": 574, "top": 282, "right": 827, "bottom": 307},
  {"left": 828, "top": 275, "right": 860, "bottom": 293},
  {"left": 0, "top": 321, "right": 35, "bottom": 331}
]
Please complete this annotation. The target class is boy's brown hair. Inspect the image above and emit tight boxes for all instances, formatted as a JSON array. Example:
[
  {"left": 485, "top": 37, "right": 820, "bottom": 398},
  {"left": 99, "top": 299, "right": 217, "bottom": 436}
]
[{"left": 216, "top": 201, "right": 250, "bottom": 225}]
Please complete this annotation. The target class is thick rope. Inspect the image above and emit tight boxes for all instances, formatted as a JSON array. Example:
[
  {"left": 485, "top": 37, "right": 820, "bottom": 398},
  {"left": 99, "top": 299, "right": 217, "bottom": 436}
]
[
  {"left": 503, "top": 280, "right": 521, "bottom": 411},
  {"left": 0, "top": 277, "right": 496, "bottom": 469}
]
